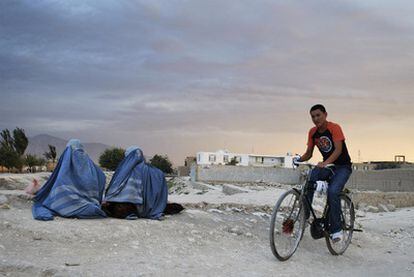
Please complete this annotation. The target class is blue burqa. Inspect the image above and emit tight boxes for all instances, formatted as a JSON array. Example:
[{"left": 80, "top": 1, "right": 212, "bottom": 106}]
[
  {"left": 104, "top": 146, "right": 168, "bottom": 219},
  {"left": 32, "top": 139, "right": 106, "bottom": 221}
]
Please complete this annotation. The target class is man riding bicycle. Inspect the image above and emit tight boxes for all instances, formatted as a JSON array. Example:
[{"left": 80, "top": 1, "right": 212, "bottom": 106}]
[{"left": 293, "top": 104, "right": 352, "bottom": 242}]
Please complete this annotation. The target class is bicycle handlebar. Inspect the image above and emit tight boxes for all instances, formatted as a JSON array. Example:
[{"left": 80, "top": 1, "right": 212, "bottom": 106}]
[{"left": 293, "top": 162, "right": 335, "bottom": 168}]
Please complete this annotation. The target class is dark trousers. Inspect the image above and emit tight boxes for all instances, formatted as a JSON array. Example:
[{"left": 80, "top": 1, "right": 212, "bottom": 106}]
[{"left": 304, "top": 165, "right": 352, "bottom": 233}]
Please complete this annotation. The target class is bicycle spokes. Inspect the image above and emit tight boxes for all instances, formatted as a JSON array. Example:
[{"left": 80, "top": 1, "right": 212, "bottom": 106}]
[
  {"left": 270, "top": 189, "right": 306, "bottom": 261},
  {"left": 282, "top": 218, "right": 295, "bottom": 234}
]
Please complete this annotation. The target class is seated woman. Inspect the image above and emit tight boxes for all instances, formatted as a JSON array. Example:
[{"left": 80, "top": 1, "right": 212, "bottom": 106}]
[
  {"left": 103, "top": 146, "right": 170, "bottom": 220},
  {"left": 32, "top": 139, "right": 106, "bottom": 221}
]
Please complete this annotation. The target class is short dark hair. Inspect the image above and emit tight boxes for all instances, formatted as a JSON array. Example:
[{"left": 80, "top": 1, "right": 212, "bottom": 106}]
[{"left": 310, "top": 104, "right": 326, "bottom": 113}]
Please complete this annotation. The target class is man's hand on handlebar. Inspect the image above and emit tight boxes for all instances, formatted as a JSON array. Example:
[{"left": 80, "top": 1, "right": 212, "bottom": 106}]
[
  {"left": 316, "top": 162, "right": 328, "bottom": 168},
  {"left": 292, "top": 155, "right": 301, "bottom": 167}
]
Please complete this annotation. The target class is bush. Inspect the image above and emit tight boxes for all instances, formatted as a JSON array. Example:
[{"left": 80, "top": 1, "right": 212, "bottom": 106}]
[
  {"left": 44, "top": 144, "right": 57, "bottom": 163},
  {"left": 25, "top": 154, "right": 46, "bottom": 172},
  {"left": 99, "top": 147, "right": 125, "bottom": 171},
  {"left": 149, "top": 154, "right": 173, "bottom": 174},
  {"left": 226, "top": 157, "right": 239, "bottom": 166}
]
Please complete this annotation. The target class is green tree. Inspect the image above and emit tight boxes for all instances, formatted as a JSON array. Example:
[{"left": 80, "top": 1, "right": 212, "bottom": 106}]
[
  {"left": 99, "top": 147, "right": 125, "bottom": 171},
  {"left": 0, "top": 129, "right": 14, "bottom": 148},
  {"left": 0, "top": 145, "right": 23, "bottom": 171},
  {"left": 25, "top": 154, "right": 45, "bottom": 172},
  {"left": 44, "top": 144, "right": 57, "bottom": 163},
  {"left": 226, "top": 157, "right": 239, "bottom": 166},
  {"left": 13, "top": 128, "right": 28, "bottom": 156},
  {"left": 0, "top": 127, "right": 28, "bottom": 171},
  {"left": 149, "top": 154, "right": 173, "bottom": 174}
]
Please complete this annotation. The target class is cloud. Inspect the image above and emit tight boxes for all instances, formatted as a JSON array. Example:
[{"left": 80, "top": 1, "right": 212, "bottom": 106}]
[{"left": 1, "top": 0, "right": 414, "bottom": 163}]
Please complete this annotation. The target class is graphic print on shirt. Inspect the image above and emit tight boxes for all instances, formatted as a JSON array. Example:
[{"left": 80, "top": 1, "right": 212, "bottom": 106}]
[{"left": 317, "top": 136, "right": 332, "bottom": 153}]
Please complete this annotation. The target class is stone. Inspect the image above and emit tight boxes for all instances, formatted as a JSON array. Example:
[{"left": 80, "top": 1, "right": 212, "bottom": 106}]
[
  {"left": 0, "top": 204, "right": 10, "bottom": 210},
  {"left": 0, "top": 195, "right": 8, "bottom": 205},
  {"left": 222, "top": 184, "right": 248, "bottom": 195},
  {"left": 356, "top": 210, "right": 366, "bottom": 218},
  {"left": 208, "top": 209, "right": 224, "bottom": 214},
  {"left": 228, "top": 227, "right": 243, "bottom": 236},
  {"left": 378, "top": 204, "right": 389, "bottom": 213},
  {"left": 65, "top": 262, "right": 80, "bottom": 266},
  {"left": 365, "top": 206, "right": 379, "bottom": 213},
  {"left": 386, "top": 204, "right": 396, "bottom": 212},
  {"left": 357, "top": 202, "right": 367, "bottom": 211}
]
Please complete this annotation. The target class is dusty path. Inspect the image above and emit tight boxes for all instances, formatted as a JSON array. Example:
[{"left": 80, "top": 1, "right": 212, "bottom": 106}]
[
  {"left": 1, "top": 206, "right": 413, "bottom": 277},
  {"left": 1, "top": 174, "right": 413, "bottom": 276}
]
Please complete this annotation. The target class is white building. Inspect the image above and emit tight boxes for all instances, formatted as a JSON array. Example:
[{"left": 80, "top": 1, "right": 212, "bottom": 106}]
[{"left": 196, "top": 150, "right": 295, "bottom": 168}]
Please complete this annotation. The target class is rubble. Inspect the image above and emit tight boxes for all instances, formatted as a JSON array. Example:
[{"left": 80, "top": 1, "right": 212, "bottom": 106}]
[
  {"left": 365, "top": 206, "right": 380, "bottom": 213},
  {"left": 0, "top": 174, "right": 413, "bottom": 276},
  {"left": 222, "top": 184, "right": 249, "bottom": 195}
]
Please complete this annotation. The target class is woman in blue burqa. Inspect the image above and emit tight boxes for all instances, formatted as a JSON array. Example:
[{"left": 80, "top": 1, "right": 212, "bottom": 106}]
[
  {"left": 102, "top": 146, "right": 169, "bottom": 220},
  {"left": 32, "top": 139, "right": 106, "bottom": 220}
]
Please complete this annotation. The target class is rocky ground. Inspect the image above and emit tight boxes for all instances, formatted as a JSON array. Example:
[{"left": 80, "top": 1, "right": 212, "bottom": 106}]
[{"left": 0, "top": 174, "right": 413, "bottom": 276}]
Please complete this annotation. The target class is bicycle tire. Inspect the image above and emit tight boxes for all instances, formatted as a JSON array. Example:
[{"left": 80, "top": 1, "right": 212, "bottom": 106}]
[
  {"left": 269, "top": 189, "right": 305, "bottom": 261},
  {"left": 325, "top": 193, "right": 355, "bottom": 255}
]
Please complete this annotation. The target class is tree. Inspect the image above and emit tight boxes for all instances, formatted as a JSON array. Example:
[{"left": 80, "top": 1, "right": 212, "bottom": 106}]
[
  {"left": 99, "top": 147, "right": 125, "bottom": 171},
  {"left": 0, "top": 127, "right": 28, "bottom": 171},
  {"left": 0, "top": 145, "right": 23, "bottom": 171},
  {"left": 0, "top": 128, "right": 28, "bottom": 155},
  {"left": 13, "top": 128, "right": 28, "bottom": 156},
  {"left": 0, "top": 129, "right": 14, "bottom": 149},
  {"left": 25, "top": 154, "right": 46, "bottom": 172},
  {"left": 226, "top": 157, "right": 239, "bottom": 166},
  {"left": 149, "top": 154, "right": 173, "bottom": 174},
  {"left": 44, "top": 144, "right": 57, "bottom": 163}
]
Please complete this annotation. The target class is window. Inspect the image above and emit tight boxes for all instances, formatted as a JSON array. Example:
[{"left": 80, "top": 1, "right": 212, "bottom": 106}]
[
  {"left": 209, "top": 154, "right": 216, "bottom": 162},
  {"left": 256, "top": 157, "right": 264, "bottom": 164},
  {"left": 223, "top": 155, "right": 229, "bottom": 163}
]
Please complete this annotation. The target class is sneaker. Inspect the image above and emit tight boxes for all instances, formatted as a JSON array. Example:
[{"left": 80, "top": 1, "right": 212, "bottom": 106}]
[{"left": 331, "top": 230, "right": 343, "bottom": 243}]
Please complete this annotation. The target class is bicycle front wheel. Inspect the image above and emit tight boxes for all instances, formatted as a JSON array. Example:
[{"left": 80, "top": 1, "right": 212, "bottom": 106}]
[
  {"left": 269, "top": 189, "right": 305, "bottom": 261},
  {"left": 325, "top": 193, "right": 355, "bottom": 255}
]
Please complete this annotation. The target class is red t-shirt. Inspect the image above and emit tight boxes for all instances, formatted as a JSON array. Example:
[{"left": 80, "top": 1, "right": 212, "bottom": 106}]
[{"left": 307, "top": 122, "right": 351, "bottom": 165}]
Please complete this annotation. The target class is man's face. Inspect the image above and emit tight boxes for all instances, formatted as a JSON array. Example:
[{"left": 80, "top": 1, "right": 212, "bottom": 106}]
[{"left": 310, "top": 109, "right": 327, "bottom": 128}]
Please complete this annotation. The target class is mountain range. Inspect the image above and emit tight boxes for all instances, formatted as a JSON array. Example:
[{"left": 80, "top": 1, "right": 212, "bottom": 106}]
[{"left": 25, "top": 134, "right": 111, "bottom": 162}]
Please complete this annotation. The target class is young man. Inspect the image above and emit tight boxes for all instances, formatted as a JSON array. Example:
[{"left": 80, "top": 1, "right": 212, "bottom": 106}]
[{"left": 294, "top": 104, "right": 352, "bottom": 242}]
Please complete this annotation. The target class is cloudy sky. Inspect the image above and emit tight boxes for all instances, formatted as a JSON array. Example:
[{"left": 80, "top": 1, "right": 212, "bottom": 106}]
[{"left": 1, "top": 0, "right": 413, "bottom": 164}]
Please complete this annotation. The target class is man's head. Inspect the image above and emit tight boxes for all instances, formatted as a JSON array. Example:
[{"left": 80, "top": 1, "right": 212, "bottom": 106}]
[{"left": 310, "top": 104, "right": 327, "bottom": 128}]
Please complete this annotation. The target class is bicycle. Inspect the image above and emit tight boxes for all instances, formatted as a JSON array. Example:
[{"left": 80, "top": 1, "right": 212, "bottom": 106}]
[{"left": 269, "top": 162, "right": 358, "bottom": 261}]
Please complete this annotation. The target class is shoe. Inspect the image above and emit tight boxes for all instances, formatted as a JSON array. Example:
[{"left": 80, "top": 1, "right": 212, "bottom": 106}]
[{"left": 331, "top": 230, "right": 343, "bottom": 243}]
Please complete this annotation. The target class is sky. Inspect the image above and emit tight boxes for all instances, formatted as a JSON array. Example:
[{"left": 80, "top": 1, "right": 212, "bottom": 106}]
[{"left": 1, "top": 0, "right": 414, "bottom": 165}]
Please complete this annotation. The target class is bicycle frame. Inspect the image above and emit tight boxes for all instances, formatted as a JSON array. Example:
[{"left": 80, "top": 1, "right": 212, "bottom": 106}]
[{"left": 294, "top": 164, "right": 334, "bottom": 230}]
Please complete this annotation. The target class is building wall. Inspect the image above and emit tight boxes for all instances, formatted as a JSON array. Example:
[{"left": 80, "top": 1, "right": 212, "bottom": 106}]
[
  {"left": 346, "top": 168, "right": 414, "bottom": 192},
  {"left": 197, "top": 151, "right": 294, "bottom": 168},
  {"left": 193, "top": 165, "right": 301, "bottom": 184},
  {"left": 197, "top": 152, "right": 249, "bottom": 166},
  {"left": 192, "top": 165, "right": 414, "bottom": 192},
  {"left": 177, "top": 166, "right": 191, "bottom": 177}
]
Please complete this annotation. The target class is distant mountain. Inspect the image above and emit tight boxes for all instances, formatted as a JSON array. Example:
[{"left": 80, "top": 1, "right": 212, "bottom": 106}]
[{"left": 25, "top": 134, "right": 111, "bottom": 162}]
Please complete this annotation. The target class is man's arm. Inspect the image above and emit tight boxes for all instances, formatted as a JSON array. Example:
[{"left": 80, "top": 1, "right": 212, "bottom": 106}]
[
  {"left": 299, "top": 145, "right": 314, "bottom": 162},
  {"left": 317, "top": 140, "right": 343, "bottom": 167}
]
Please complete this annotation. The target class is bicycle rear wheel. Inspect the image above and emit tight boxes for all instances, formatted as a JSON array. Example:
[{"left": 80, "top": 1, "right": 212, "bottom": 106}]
[
  {"left": 325, "top": 193, "right": 355, "bottom": 255},
  {"left": 269, "top": 189, "right": 305, "bottom": 261}
]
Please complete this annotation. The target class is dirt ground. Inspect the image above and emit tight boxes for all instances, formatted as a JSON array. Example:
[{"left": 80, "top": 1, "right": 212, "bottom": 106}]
[{"left": 0, "top": 175, "right": 413, "bottom": 276}]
